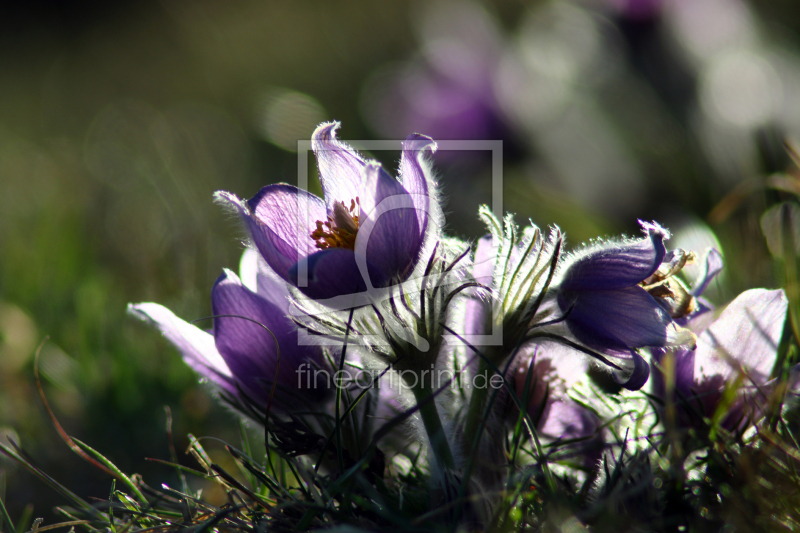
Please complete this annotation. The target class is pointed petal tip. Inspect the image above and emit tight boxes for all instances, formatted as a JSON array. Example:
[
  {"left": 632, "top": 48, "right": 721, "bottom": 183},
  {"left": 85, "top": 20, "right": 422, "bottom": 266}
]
[
  {"left": 127, "top": 302, "right": 176, "bottom": 327},
  {"left": 126, "top": 302, "right": 234, "bottom": 381},
  {"left": 213, "top": 189, "right": 241, "bottom": 203},
  {"left": 213, "top": 190, "right": 249, "bottom": 216},
  {"left": 214, "top": 268, "right": 241, "bottom": 288},
  {"left": 614, "top": 351, "right": 651, "bottom": 390},
  {"left": 706, "top": 246, "right": 723, "bottom": 263},
  {"left": 311, "top": 121, "right": 367, "bottom": 205},
  {"left": 638, "top": 219, "right": 670, "bottom": 240},
  {"left": 365, "top": 160, "right": 383, "bottom": 172},
  {"left": 312, "top": 121, "right": 342, "bottom": 142},
  {"left": 403, "top": 133, "right": 438, "bottom": 154},
  {"left": 127, "top": 302, "right": 148, "bottom": 319},
  {"left": 691, "top": 247, "right": 724, "bottom": 297},
  {"left": 127, "top": 302, "right": 179, "bottom": 326}
]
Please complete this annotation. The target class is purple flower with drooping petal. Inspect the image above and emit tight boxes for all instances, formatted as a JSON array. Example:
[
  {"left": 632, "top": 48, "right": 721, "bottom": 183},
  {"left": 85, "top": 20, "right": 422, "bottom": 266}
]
[
  {"left": 458, "top": 219, "right": 604, "bottom": 470},
  {"left": 652, "top": 288, "right": 789, "bottom": 431},
  {"left": 129, "top": 249, "right": 331, "bottom": 413},
  {"left": 554, "top": 221, "right": 696, "bottom": 389},
  {"left": 215, "top": 122, "right": 438, "bottom": 301}
]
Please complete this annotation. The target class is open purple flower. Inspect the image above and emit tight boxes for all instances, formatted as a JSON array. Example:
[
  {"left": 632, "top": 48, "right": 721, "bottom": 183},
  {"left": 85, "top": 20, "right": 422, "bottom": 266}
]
[
  {"left": 554, "top": 221, "right": 695, "bottom": 389},
  {"left": 652, "top": 288, "right": 789, "bottom": 431},
  {"left": 129, "top": 250, "right": 330, "bottom": 412},
  {"left": 215, "top": 122, "right": 438, "bottom": 301}
]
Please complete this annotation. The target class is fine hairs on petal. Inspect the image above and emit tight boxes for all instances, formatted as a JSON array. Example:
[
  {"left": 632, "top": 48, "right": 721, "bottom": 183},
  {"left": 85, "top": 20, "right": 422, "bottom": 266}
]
[
  {"left": 312, "top": 121, "right": 367, "bottom": 210},
  {"left": 549, "top": 218, "right": 696, "bottom": 376},
  {"left": 213, "top": 190, "right": 254, "bottom": 244},
  {"left": 400, "top": 133, "right": 444, "bottom": 277},
  {"left": 213, "top": 189, "right": 259, "bottom": 229},
  {"left": 556, "top": 220, "right": 668, "bottom": 271}
]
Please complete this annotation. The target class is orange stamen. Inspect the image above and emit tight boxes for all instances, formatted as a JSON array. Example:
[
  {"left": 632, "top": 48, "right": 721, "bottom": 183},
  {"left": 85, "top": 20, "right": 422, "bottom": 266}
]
[{"left": 310, "top": 197, "right": 360, "bottom": 250}]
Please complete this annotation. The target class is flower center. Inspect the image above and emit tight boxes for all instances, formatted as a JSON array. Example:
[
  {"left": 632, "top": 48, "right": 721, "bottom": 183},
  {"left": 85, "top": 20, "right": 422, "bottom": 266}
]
[
  {"left": 310, "top": 198, "right": 360, "bottom": 251},
  {"left": 640, "top": 249, "right": 698, "bottom": 319}
]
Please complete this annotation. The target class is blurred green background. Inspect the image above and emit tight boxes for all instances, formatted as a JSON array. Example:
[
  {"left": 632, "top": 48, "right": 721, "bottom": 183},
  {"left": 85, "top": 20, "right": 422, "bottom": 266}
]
[{"left": 2, "top": 0, "right": 800, "bottom": 521}]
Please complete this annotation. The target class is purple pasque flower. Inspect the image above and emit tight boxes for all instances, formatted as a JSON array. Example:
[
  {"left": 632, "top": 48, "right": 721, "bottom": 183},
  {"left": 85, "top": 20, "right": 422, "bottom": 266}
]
[
  {"left": 554, "top": 221, "right": 696, "bottom": 389},
  {"left": 129, "top": 249, "right": 330, "bottom": 413},
  {"left": 460, "top": 220, "right": 601, "bottom": 461},
  {"left": 652, "top": 288, "right": 789, "bottom": 431},
  {"left": 514, "top": 344, "right": 603, "bottom": 464},
  {"left": 215, "top": 122, "right": 438, "bottom": 302}
]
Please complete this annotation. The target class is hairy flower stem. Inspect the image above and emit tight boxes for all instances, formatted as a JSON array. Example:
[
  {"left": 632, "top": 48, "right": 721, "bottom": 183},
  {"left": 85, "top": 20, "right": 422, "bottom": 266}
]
[
  {"left": 463, "top": 338, "right": 517, "bottom": 451},
  {"left": 463, "top": 357, "right": 493, "bottom": 455},
  {"left": 409, "top": 378, "right": 455, "bottom": 476}
]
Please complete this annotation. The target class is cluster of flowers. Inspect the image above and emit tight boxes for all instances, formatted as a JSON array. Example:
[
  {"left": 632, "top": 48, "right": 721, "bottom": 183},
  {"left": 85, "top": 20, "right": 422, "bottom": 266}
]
[{"left": 129, "top": 122, "right": 793, "bottom": 508}]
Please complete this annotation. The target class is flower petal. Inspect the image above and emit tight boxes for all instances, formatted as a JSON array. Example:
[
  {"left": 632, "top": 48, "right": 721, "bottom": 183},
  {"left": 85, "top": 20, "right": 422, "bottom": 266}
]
[
  {"left": 561, "top": 285, "right": 683, "bottom": 351},
  {"left": 514, "top": 343, "right": 590, "bottom": 420},
  {"left": 289, "top": 247, "right": 388, "bottom": 300},
  {"left": 312, "top": 122, "right": 366, "bottom": 209},
  {"left": 538, "top": 399, "right": 603, "bottom": 467},
  {"left": 534, "top": 341, "right": 588, "bottom": 390},
  {"left": 400, "top": 133, "right": 437, "bottom": 239},
  {"left": 472, "top": 235, "right": 496, "bottom": 286},
  {"left": 464, "top": 235, "right": 495, "bottom": 338},
  {"left": 239, "top": 247, "right": 291, "bottom": 312},
  {"left": 691, "top": 247, "right": 724, "bottom": 297},
  {"left": 695, "top": 288, "right": 788, "bottom": 384},
  {"left": 613, "top": 350, "right": 651, "bottom": 390},
  {"left": 221, "top": 185, "right": 325, "bottom": 281},
  {"left": 239, "top": 247, "right": 260, "bottom": 293},
  {"left": 212, "top": 269, "right": 324, "bottom": 402},
  {"left": 355, "top": 162, "right": 422, "bottom": 279},
  {"left": 539, "top": 399, "right": 598, "bottom": 442},
  {"left": 652, "top": 347, "right": 696, "bottom": 398},
  {"left": 560, "top": 221, "right": 668, "bottom": 291},
  {"left": 127, "top": 303, "right": 236, "bottom": 394}
]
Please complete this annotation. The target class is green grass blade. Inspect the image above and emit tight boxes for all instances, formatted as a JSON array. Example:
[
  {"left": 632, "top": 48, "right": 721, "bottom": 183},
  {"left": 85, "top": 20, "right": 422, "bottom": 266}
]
[{"left": 70, "top": 438, "right": 147, "bottom": 504}]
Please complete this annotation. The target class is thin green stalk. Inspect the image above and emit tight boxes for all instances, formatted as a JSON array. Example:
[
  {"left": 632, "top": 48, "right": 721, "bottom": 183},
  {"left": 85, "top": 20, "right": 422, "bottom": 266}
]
[
  {"left": 0, "top": 489, "right": 14, "bottom": 533},
  {"left": 409, "top": 379, "right": 455, "bottom": 473},
  {"left": 782, "top": 206, "right": 800, "bottom": 345},
  {"left": 463, "top": 357, "right": 492, "bottom": 452}
]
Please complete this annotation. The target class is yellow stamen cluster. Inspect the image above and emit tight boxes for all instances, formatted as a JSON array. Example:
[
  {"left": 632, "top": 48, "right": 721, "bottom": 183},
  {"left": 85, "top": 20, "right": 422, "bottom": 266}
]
[
  {"left": 310, "top": 198, "right": 360, "bottom": 250},
  {"left": 640, "top": 250, "right": 698, "bottom": 319}
]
